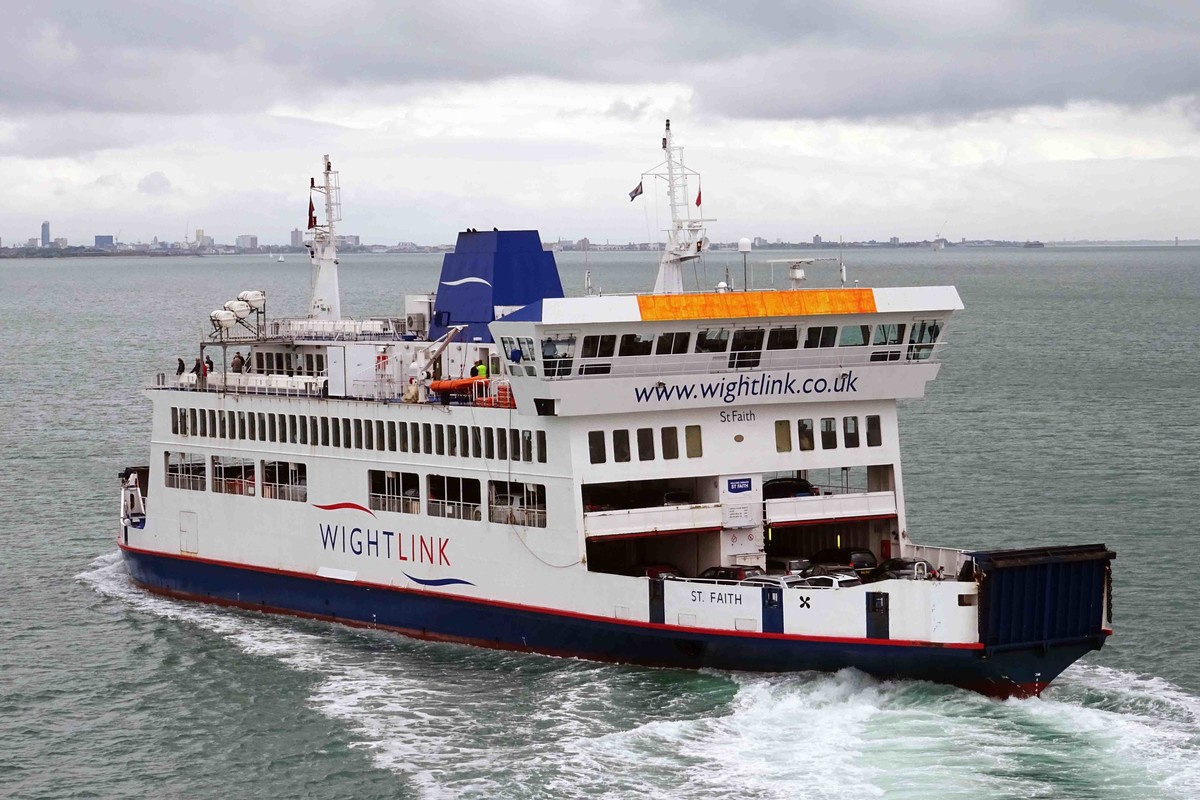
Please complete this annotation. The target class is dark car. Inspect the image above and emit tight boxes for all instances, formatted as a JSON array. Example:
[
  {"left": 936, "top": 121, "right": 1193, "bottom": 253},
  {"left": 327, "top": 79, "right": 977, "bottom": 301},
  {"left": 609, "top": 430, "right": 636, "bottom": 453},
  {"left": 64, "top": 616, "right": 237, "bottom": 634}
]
[
  {"left": 637, "top": 563, "right": 684, "bottom": 580},
  {"left": 699, "top": 565, "right": 765, "bottom": 582},
  {"left": 765, "top": 555, "right": 811, "bottom": 575},
  {"left": 809, "top": 547, "right": 878, "bottom": 579},
  {"left": 863, "top": 558, "right": 937, "bottom": 583},
  {"left": 763, "top": 477, "right": 818, "bottom": 500}
]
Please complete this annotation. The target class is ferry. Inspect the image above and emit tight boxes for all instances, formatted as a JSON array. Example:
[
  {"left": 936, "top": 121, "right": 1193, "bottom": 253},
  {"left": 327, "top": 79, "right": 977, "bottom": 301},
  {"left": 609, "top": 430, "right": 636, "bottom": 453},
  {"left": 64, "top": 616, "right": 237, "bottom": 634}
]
[{"left": 119, "top": 128, "right": 1114, "bottom": 698}]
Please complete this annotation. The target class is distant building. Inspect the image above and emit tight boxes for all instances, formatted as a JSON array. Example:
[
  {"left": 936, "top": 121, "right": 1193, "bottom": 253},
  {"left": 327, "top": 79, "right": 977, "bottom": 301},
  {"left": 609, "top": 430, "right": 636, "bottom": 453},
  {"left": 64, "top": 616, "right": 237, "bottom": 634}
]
[
  {"left": 195, "top": 228, "right": 204, "bottom": 245},
  {"left": 753, "top": 236, "right": 768, "bottom": 247},
  {"left": 889, "top": 236, "right": 900, "bottom": 246},
  {"left": 290, "top": 228, "right": 304, "bottom": 247},
  {"left": 95, "top": 235, "right": 115, "bottom": 248},
  {"left": 813, "top": 234, "right": 822, "bottom": 246},
  {"left": 27, "top": 238, "right": 39, "bottom": 247},
  {"left": 235, "top": 234, "right": 259, "bottom": 250},
  {"left": 575, "top": 237, "right": 590, "bottom": 250},
  {"left": 333, "top": 234, "right": 360, "bottom": 247},
  {"left": 41, "top": 221, "right": 50, "bottom": 247},
  {"left": 53, "top": 237, "right": 68, "bottom": 248}
]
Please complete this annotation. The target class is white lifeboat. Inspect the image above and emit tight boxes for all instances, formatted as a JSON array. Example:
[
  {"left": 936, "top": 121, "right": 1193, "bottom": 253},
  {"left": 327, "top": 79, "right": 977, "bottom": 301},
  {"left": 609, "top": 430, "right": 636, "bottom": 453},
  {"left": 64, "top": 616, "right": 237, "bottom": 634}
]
[
  {"left": 238, "top": 290, "right": 266, "bottom": 311},
  {"left": 224, "top": 300, "right": 252, "bottom": 319},
  {"left": 210, "top": 309, "right": 237, "bottom": 329}
]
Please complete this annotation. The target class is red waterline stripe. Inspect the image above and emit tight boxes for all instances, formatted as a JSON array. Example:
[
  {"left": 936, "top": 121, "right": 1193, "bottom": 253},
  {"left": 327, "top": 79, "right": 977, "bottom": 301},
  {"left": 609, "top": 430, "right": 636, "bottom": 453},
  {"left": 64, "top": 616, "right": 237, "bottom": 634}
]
[
  {"left": 312, "top": 502, "right": 376, "bottom": 517},
  {"left": 116, "top": 542, "right": 985, "bottom": 651}
]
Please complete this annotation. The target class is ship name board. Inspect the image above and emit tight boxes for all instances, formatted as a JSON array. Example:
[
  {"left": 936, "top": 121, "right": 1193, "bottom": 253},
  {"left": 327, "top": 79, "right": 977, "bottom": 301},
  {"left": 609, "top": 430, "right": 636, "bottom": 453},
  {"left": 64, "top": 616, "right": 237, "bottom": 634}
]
[
  {"left": 319, "top": 523, "right": 450, "bottom": 566},
  {"left": 689, "top": 590, "right": 744, "bottom": 604}
]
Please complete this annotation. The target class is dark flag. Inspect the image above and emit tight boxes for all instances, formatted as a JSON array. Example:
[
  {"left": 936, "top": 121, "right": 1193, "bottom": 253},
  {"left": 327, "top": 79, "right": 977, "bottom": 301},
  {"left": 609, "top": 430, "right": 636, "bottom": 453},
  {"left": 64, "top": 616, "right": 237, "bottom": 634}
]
[
  {"left": 628, "top": 181, "right": 643, "bottom": 202},
  {"left": 307, "top": 196, "right": 317, "bottom": 230},
  {"left": 695, "top": 183, "right": 702, "bottom": 207}
]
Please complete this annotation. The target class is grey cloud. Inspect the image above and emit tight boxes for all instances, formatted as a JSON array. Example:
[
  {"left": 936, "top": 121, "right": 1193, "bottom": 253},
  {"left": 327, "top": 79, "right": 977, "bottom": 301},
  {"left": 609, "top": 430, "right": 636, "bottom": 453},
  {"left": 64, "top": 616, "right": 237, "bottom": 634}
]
[
  {"left": 137, "top": 171, "right": 172, "bottom": 194},
  {"left": 2, "top": 1, "right": 1199, "bottom": 121}
]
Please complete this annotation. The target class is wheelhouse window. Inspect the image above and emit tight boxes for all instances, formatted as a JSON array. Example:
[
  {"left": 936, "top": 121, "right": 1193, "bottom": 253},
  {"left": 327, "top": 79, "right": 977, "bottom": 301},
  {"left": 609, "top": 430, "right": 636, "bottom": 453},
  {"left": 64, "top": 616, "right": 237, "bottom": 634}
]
[
  {"left": 368, "top": 470, "right": 419, "bottom": 514},
  {"left": 427, "top": 475, "right": 481, "bottom": 521},
  {"left": 767, "top": 326, "right": 799, "bottom": 351},
  {"left": 656, "top": 332, "right": 690, "bottom": 355},
  {"left": 618, "top": 333, "right": 654, "bottom": 357},
  {"left": 843, "top": 416, "right": 860, "bottom": 448},
  {"left": 212, "top": 456, "right": 255, "bottom": 496},
  {"left": 695, "top": 328, "right": 730, "bottom": 353},
  {"left": 164, "top": 451, "right": 206, "bottom": 491},
  {"left": 908, "top": 319, "right": 943, "bottom": 361},
  {"left": 839, "top": 325, "right": 871, "bottom": 347},
  {"left": 581, "top": 334, "right": 616, "bottom": 359},
  {"left": 798, "top": 419, "right": 815, "bottom": 451},
  {"left": 820, "top": 418, "right": 838, "bottom": 449},
  {"left": 804, "top": 326, "right": 837, "bottom": 349},
  {"left": 488, "top": 480, "right": 547, "bottom": 527},
  {"left": 541, "top": 334, "right": 576, "bottom": 377},
  {"left": 872, "top": 323, "right": 907, "bottom": 361},
  {"left": 729, "top": 328, "right": 765, "bottom": 369},
  {"left": 261, "top": 461, "right": 307, "bottom": 502},
  {"left": 866, "top": 415, "right": 882, "bottom": 447}
]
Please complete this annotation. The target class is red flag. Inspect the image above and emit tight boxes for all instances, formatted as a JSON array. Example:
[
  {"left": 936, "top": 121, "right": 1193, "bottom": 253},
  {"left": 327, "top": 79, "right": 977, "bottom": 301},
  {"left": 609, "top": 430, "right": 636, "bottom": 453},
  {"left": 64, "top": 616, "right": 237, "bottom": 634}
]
[
  {"left": 695, "top": 184, "right": 702, "bottom": 207},
  {"left": 307, "top": 196, "right": 316, "bottom": 230}
]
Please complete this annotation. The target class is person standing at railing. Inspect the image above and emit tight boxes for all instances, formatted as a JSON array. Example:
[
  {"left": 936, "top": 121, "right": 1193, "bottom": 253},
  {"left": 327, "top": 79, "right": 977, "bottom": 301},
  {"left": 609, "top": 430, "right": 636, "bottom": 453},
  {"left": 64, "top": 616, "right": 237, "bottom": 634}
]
[
  {"left": 205, "top": 355, "right": 215, "bottom": 374},
  {"left": 176, "top": 358, "right": 185, "bottom": 377},
  {"left": 231, "top": 352, "right": 245, "bottom": 373}
]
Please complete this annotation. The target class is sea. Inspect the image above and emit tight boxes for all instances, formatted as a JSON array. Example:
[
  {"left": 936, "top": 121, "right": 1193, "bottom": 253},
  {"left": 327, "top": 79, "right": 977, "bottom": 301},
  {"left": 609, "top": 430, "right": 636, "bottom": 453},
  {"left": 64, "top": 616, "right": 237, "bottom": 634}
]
[{"left": 1, "top": 246, "right": 1198, "bottom": 799}]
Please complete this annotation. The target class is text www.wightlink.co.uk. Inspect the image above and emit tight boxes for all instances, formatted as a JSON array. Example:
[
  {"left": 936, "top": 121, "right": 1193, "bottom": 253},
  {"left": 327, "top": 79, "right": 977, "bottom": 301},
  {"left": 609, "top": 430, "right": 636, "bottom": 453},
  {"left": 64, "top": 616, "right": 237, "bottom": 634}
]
[{"left": 633, "top": 371, "right": 859, "bottom": 404}]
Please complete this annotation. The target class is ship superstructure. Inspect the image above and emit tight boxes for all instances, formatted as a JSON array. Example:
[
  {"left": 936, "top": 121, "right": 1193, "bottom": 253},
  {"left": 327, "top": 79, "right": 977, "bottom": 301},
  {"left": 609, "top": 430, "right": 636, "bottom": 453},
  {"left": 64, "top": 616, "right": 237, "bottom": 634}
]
[{"left": 120, "top": 137, "right": 1114, "bottom": 698}]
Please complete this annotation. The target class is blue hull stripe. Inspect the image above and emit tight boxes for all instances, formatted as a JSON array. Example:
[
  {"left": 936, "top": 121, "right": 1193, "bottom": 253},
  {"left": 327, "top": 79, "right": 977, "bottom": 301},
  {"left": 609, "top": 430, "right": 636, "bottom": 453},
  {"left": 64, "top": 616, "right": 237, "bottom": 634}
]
[{"left": 120, "top": 546, "right": 1100, "bottom": 698}]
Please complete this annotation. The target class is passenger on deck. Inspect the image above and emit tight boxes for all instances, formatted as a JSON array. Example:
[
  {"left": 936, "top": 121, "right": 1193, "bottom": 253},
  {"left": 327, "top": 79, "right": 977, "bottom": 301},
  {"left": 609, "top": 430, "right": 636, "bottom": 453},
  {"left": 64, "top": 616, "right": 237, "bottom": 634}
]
[
  {"left": 474, "top": 359, "right": 488, "bottom": 378},
  {"left": 176, "top": 358, "right": 185, "bottom": 376},
  {"left": 190, "top": 358, "right": 202, "bottom": 375},
  {"left": 231, "top": 352, "right": 244, "bottom": 373},
  {"left": 205, "top": 355, "right": 215, "bottom": 373}
]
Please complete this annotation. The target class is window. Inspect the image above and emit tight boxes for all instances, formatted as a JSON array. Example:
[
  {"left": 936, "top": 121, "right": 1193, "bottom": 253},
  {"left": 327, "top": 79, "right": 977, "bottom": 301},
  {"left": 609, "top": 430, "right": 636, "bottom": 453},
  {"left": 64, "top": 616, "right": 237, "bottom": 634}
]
[
  {"left": 661, "top": 427, "right": 679, "bottom": 460},
  {"left": 298, "top": 415, "right": 307, "bottom": 445},
  {"left": 341, "top": 419, "right": 351, "bottom": 449},
  {"left": 238, "top": 412, "right": 246, "bottom": 440},
  {"left": 488, "top": 481, "right": 547, "bottom": 527},
  {"left": 767, "top": 326, "right": 799, "bottom": 351},
  {"left": 820, "top": 418, "right": 838, "bottom": 449},
  {"left": 171, "top": 407, "right": 180, "bottom": 435},
  {"left": 321, "top": 417, "right": 330, "bottom": 446},
  {"left": 198, "top": 410, "right": 207, "bottom": 438},
  {"left": 427, "top": 475, "right": 481, "bottom": 520},
  {"left": 636, "top": 428, "right": 655, "bottom": 461},
  {"left": 484, "top": 427, "right": 495, "bottom": 459},
  {"left": 844, "top": 416, "right": 860, "bottom": 448},
  {"left": 387, "top": 421, "right": 397, "bottom": 452},
  {"left": 397, "top": 421, "right": 408, "bottom": 452},
  {"left": 423, "top": 423, "right": 433, "bottom": 454},
  {"left": 164, "top": 451, "right": 206, "bottom": 491},
  {"left": 613, "top": 429, "right": 631, "bottom": 462},
  {"left": 189, "top": 409, "right": 198, "bottom": 436},
  {"left": 798, "top": 419, "right": 815, "bottom": 451},
  {"left": 866, "top": 415, "right": 882, "bottom": 447},
  {"left": 496, "top": 427, "right": 508, "bottom": 460},
  {"left": 330, "top": 417, "right": 340, "bottom": 447},
  {"left": 695, "top": 328, "right": 730, "bottom": 353},
  {"left": 581, "top": 334, "right": 616, "bottom": 359},
  {"left": 219, "top": 412, "right": 228, "bottom": 439},
  {"left": 473, "top": 427, "right": 483, "bottom": 459},
  {"left": 685, "top": 425, "right": 703, "bottom": 458},
  {"left": 729, "top": 329, "right": 765, "bottom": 369},
  {"left": 435, "top": 425, "right": 445, "bottom": 456},
  {"left": 261, "top": 461, "right": 307, "bottom": 502},
  {"left": 775, "top": 420, "right": 792, "bottom": 452},
  {"left": 656, "top": 332, "right": 690, "bottom": 355},
  {"left": 804, "top": 326, "right": 838, "bottom": 348},
  {"left": 354, "top": 419, "right": 364, "bottom": 449},
  {"left": 536, "top": 430, "right": 547, "bottom": 463},
  {"left": 522, "top": 430, "right": 533, "bottom": 462},
  {"left": 411, "top": 422, "right": 421, "bottom": 453},
  {"left": 839, "top": 325, "right": 871, "bottom": 347},
  {"left": 542, "top": 335, "right": 576, "bottom": 377},
  {"left": 213, "top": 456, "right": 255, "bottom": 496},
  {"left": 619, "top": 332, "right": 654, "bottom": 357},
  {"left": 588, "top": 430, "right": 606, "bottom": 463},
  {"left": 908, "top": 319, "right": 943, "bottom": 361},
  {"left": 873, "top": 323, "right": 906, "bottom": 346},
  {"left": 248, "top": 412, "right": 257, "bottom": 441},
  {"left": 364, "top": 419, "right": 374, "bottom": 450},
  {"left": 447, "top": 425, "right": 456, "bottom": 456},
  {"left": 517, "top": 337, "right": 538, "bottom": 363},
  {"left": 368, "top": 470, "right": 420, "bottom": 514},
  {"left": 267, "top": 414, "right": 275, "bottom": 442}
]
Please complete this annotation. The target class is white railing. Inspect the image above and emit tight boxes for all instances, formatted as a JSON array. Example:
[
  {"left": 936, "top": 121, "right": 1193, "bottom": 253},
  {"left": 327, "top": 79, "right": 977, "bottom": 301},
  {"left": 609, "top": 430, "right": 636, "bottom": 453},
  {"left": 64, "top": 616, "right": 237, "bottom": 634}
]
[
  {"left": 583, "top": 502, "right": 723, "bottom": 538},
  {"left": 169, "top": 372, "right": 324, "bottom": 396},
  {"left": 428, "top": 500, "right": 483, "bottom": 521},
  {"left": 906, "top": 544, "right": 967, "bottom": 576},
  {"left": 764, "top": 491, "right": 897, "bottom": 525},
  {"left": 369, "top": 494, "right": 421, "bottom": 515}
]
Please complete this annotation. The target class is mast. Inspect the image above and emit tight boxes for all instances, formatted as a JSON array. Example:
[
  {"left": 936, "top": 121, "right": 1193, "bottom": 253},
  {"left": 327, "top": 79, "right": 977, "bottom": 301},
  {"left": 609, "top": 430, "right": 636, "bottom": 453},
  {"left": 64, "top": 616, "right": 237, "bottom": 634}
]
[
  {"left": 650, "top": 120, "right": 711, "bottom": 294},
  {"left": 307, "top": 155, "right": 342, "bottom": 320}
]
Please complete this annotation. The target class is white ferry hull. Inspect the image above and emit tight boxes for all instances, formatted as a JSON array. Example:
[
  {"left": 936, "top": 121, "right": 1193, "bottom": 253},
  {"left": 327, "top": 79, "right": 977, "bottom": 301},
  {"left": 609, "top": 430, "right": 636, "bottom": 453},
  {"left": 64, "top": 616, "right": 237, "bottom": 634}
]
[{"left": 119, "top": 543, "right": 1103, "bottom": 698}]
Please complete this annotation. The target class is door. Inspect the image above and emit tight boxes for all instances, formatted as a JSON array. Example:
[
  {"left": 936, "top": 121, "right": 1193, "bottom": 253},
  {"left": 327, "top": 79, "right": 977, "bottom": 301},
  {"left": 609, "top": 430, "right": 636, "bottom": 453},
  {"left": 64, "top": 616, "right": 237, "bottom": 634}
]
[
  {"left": 866, "top": 592, "right": 889, "bottom": 639},
  {"left": 180, "top": 511, "right": 199, "bottom": 554}
]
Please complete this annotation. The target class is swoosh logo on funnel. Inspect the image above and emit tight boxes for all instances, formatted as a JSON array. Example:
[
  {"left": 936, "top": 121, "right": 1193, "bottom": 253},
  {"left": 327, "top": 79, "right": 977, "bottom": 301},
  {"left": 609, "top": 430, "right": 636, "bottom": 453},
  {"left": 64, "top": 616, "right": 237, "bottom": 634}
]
[{"left": 441, "top": 277, "right": 492, "bottom": 287}]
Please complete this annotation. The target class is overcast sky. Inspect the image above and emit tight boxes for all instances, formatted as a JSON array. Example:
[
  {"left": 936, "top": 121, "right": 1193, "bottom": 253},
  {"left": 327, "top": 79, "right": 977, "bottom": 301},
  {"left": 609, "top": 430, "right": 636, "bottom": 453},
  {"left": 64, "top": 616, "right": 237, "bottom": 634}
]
[{"left": 4, "top": 1, "right": 1200, "bottom": 246}]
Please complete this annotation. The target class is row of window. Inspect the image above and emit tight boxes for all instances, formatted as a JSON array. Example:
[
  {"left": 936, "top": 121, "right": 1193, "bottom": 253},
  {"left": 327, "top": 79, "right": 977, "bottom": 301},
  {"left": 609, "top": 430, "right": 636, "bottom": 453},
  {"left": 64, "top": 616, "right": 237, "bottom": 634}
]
[
  {"left": 502, "top": 320, "right": 943, "bottom": 376},
  {"left": 163, "top": 452, "right": 547, "bottom": 527},
  {"left": 587, "top": 425, "right": 704, "bottom": 465},
  {"left": 165, "top": 452, "right": 309, "bottom": 502},
  {"left": 170, "top": 407, "right": 547, "bottom": 464},
  {"left": 774, "top": 415, "right": 883, "bottom": 452}
]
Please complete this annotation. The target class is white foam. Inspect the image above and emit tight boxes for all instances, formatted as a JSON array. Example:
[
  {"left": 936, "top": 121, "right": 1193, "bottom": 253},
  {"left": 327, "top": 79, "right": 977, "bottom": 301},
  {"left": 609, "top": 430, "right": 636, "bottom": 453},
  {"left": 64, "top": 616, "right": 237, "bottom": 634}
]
[{"left": 79, "top": 552, "right": 1200, "bottom": 799}]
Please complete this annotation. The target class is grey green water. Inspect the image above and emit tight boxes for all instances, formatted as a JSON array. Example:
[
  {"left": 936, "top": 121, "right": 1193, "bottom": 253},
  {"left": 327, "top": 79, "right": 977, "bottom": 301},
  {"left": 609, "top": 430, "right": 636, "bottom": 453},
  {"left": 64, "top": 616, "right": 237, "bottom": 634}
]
[{"left": 1, "top": 248, "right": 1197, "bottom": 799}]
